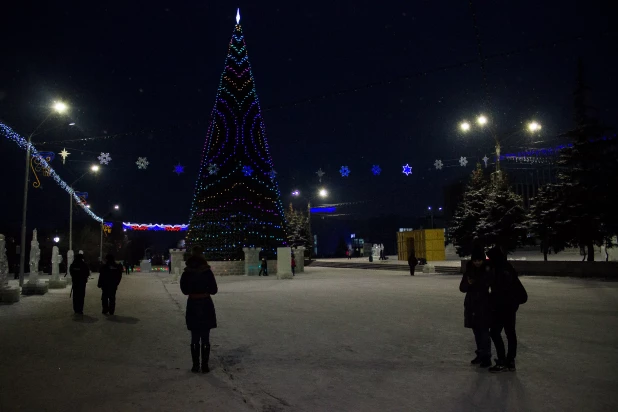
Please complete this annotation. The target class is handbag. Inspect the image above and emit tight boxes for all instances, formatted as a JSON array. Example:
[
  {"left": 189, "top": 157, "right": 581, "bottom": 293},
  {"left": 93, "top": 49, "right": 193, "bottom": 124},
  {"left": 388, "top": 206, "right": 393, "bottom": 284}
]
[{"left": 514, "top": 276, "right": 528, "bottom": 305}]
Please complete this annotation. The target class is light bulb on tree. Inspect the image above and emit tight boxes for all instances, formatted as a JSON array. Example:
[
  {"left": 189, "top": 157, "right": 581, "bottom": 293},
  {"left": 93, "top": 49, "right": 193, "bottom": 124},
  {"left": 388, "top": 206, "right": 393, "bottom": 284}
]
[
  {"left": 477, "top": 115, "right": 488, "bottom": 126},
  {"left": 91, "top": 165, "right": 100, "bottom": 172},
  {"left": 319, "top": 188, "right": 328, "bottom": 198},
  {"left": 460, "top": 121, "right": 471, "bottom": 132}
]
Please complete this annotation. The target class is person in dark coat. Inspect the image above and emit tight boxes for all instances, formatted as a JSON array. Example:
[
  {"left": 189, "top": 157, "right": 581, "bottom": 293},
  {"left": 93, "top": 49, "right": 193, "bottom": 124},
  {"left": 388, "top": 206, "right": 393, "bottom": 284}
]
[
  {"left": 258, "top": 257, "right": 268, "bottom": 276},
  {"left": 459, "top": 246, "right": 492, "bottom": 368},
  {"left": 98, "top": 254, "right": 123, "bottom": 315},
  {"left": 291, "top": 256, "right": 296, "bottom": 276},
  {"left": 180, "top": 246, "right": 218, "bottom": 373},
  {"left": 408, "top": 252, "right": 418, "bottom": 276},
  {"left": 69, "top": 254, "right": 90, "bottom": 315},
  {"left": 486, "top": 246, "right": 522, "bottom": 372},
  {"left": 124, "top": 261, "right": 130, "bottom": 275}
]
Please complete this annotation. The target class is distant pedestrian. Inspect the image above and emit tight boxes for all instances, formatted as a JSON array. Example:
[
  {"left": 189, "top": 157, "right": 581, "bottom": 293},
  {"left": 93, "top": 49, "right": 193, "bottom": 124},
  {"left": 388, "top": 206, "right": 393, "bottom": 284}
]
[
  {"left": 69, "top": 254, "right": 90, "bottom": 315},
  {"left": 379, "top": 249, "right": 384, "bottom": 260},
  {"left": 407, "top": 252, "right": 418, "bottom": 276},
  {"left": 124, "top": 261, "right": 130, "bottom": 275},
  {"left": 180, "top": 246, "right": 218, "bottom": 373},
  {"left": 168, "top": 259, "right": 172, "bottom": 274},
  {"left": 486, "top": 246, "right": 527, "bottom": 372},
  {"left": 258, "top": 258, "right": 268, "bottom": 276},
  {"left": 460, "top": 246, "right": 492, "bottom": 368},
  {"left": 291, "top": 256, "right": 296, "bottom": 276},
  {"left": 98, "top": 254, "right": 123, "bottom": 316}
]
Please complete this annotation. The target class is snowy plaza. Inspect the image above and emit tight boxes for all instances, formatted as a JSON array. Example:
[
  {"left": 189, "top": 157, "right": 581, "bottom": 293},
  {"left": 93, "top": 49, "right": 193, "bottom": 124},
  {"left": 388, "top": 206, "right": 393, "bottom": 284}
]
[{"left": 1, "top": 267, "right": 617, "bottom": 411}]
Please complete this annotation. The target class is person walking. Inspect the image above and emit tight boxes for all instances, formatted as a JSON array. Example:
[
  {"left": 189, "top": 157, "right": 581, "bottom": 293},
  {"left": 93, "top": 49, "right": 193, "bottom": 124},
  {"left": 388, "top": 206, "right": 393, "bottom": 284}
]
[
  {"left": 291, "top": 255, "right": 296, "bottom": 276},
  {"left": 69, "top": 254, "right": 90, "bottom": 315},
  {"left": 486, "top": 246, "right": 527, "bottom": 372},
  {"left": 407, "top": 252, "right": 418, "bottom": 276},
  {"left": 168, "top": 258, "right": 172, "bottom": 274},
  {"left": 98, "top": 254, "right": 123, "bottom": 316},
  {"left": 124, "top": 261, "right": 130, "bottom": 275},
  {"left": 459, "top": 246, "right": 492, "bottom": 368},
  {"left": 180, "top": 246, "right": 218, "bottom": 373},
  {"left": 258, "top": 257, "right": 268, "bottom": 276}
]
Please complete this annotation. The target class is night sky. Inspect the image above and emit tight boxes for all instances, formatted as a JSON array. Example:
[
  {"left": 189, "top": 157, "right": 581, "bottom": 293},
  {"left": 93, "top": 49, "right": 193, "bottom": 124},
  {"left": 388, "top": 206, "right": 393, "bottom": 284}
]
[{"left": 1, "top": 1, "right": 616, "bottom": 239}]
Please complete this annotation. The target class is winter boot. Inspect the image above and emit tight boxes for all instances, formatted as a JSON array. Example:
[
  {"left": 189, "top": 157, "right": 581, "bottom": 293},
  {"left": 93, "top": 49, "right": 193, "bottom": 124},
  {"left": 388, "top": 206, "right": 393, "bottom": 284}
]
[
  {"left": 506, "top": 359, "right": 516, "bottom": 371},
  {"left": 489, "top": 359, "right": 507, "bottom": 373},
  {"left": 190, "top": 344, "right": 200, "bottom": 373},
  {"left": 470, "top": 355, "right": 482, "bottom": 365},
  {"left": 479, "top": 358, "right": 492, "bottom": 368},
  {"left": 201, "top": 343, "right": 211, "bottom": 373}
]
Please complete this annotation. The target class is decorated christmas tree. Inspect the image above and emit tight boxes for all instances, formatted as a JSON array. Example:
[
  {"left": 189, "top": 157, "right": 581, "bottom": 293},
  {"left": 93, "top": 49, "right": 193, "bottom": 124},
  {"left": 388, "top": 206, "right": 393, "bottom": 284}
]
[{"left": 186, "top": 10, "right": 287, "bottom": 260}]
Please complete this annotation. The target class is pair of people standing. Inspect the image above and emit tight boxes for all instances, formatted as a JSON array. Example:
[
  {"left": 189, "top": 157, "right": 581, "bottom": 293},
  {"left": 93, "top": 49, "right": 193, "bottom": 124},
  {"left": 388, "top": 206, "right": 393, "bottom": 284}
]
[
  {"left": 460, "top": 245, "right": 527, "bottom": 372},
  {"left": 68, "top": 253, "right": 123, "bottom": 316}
]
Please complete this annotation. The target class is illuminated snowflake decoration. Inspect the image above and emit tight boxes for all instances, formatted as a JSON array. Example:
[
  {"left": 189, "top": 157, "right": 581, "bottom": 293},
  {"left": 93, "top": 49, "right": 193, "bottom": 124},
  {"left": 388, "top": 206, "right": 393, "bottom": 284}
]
[
  {"left": 402, "top": 164, "right": 413, "bottom": 176},
  {"left": 173, "top": 163, "right": 184, "bottom": 175},
  {"left": 242, "top": 165, "right": 254, "bottom": 176},
  {"left": 371, "top": 165, "right": 381, "bottom": 176},
  {"left": 434, "top": 159, "right": 443, "bottom": 170},
  {"left": 98, "top": 152, "right": 111, "bottom": 165},
  {"left": 136, "top": 157, "right": 149, "bottom": 170},
  {"left": 316, "top": 168, "right": 325, "bottom": 182},
  {"left": 268, "top": 169, "right": 277, "bottom": 181},
  {"left": 207, "top": 163, "right": 219, "bottom": 175},
  {"left": 339, "top": 166, "right": 350, "bottom": 177},
  {"left": 482, "top": 155, "right": 489, "bottom": 168},
  {"left": 459, "top": 156, "right": 468, "bottom": 167}
]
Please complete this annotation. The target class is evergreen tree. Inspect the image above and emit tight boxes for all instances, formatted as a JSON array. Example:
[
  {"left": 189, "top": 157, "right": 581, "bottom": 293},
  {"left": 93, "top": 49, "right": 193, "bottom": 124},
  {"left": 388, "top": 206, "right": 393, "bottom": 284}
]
[
  {"left": 476, "top": 173, "right": 528, "bottom": 253},
  {"left": 450, "top": 163, "right": 490, "bottom": 256},
  {"left": 555, "top": 59, "right": 615, "bottom": 261},
  {"left": 186, "top": 17, "right": 287, "bottom": 260},
  {"left": 527, "top": 184, "right": 569, "bottom": 260},
  {"left": 286, "top": 204, "right": 313, "bottom": 251}
]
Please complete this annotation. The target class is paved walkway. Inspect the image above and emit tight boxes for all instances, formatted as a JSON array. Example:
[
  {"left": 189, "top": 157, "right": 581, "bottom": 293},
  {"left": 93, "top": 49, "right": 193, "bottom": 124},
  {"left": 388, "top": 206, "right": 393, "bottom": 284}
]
[
  {"left": 0, "top": 273, "right": 251, "bottom": 411},
  {"left": 2, "top": 268, "right": 618, "bottom": 411}
]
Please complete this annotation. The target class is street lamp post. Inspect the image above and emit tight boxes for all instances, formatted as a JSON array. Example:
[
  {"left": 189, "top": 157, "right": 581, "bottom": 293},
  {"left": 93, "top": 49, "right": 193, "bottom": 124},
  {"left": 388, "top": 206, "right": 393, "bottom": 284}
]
[
  {"left": 69, "top": 165, "right": 99, "bottom": 252},
  {"left": 427, "top": 206, "right": 443, "bottom": 229},
  {"left": 18, "top": 101, "right": 69, "bottom": 286},
  {"left": 459, "top": 114, "right": 541, "bottom": 173}
]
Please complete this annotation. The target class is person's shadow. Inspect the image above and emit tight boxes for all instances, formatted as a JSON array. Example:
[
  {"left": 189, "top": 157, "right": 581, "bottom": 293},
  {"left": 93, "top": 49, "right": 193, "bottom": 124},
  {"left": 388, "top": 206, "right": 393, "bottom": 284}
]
[
  {"left": 106, "top": 315, "right": 140, "bottom": 324},
  {"left": 72, "top": 314, "right": 98, "bottom": 323}
]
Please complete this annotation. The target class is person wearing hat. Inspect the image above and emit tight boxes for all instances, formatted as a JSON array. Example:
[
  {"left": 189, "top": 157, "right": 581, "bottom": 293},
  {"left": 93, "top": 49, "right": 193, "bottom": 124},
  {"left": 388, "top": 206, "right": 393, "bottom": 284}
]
[
  {"left": 459, "top": 245, "right": 492, "bottom": 368},
  {"left": 180, "top": 246, "right": 218, "bottom": 373},
  {"left": 98, "top": 254, "right": 123, "bottom": 315},
  {"left": 69, "top": 254, "right": 90, "bottom": 315}
]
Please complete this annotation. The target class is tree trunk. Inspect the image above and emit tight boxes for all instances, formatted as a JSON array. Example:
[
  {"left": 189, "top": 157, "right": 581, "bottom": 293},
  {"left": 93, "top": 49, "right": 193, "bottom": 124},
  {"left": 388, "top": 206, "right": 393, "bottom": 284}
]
[{"left": 587, "top": 241, "right": 595, "bottom": 261}]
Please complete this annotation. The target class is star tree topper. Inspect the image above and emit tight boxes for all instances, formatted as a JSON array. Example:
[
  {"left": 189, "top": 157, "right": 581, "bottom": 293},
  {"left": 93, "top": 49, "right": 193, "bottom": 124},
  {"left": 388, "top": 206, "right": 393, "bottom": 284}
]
[{"left": 402, "top": 164, "right": 413, "bottom": 176}]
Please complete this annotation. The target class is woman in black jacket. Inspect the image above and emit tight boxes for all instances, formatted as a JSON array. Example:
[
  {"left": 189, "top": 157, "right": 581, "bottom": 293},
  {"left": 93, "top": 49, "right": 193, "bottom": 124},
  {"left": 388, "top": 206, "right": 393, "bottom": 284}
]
[
  {"left": 180, "top": 246, "right": 218, "bottom": 373},
  {"left": 459, "top": 246, "right": 492, "bottom": 368}
]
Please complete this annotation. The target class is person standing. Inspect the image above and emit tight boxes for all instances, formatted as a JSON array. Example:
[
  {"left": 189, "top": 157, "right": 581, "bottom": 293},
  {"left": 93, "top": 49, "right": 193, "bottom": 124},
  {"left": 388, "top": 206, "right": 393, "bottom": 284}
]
[
  {"left": 124, "top": 261, "right": 130, "bottom": 275},
  {"left": 258, "top": 257, "right": 268, "bottom": 276},
  {"left": 291, "top": 255, "right": 296, "bottom": 276},
  {"left": 459, "top": 246, "right": 492, "bottom": 368},
  {"left": 486, "top": 246, "right": 527, "bottom": 372},
  {"left": 98, "top": 254, "right": 123, "bottom": 316},
  {"left": 180, "top": 246, "right": 218, "bottom": 373},
  {"left": 69, "top": 254, "right": 90, "bottom": 315},
  {"left": 407, "top": 252, "right": 418, "bottom": 276}
]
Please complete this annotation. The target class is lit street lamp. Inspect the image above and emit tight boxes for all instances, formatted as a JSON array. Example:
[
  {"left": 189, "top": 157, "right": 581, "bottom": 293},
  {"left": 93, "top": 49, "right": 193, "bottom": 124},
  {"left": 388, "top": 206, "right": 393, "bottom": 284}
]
[
  {"left": 53, "top": 236, "right": 60, "bottom": 243},
  {"left": 114, "top": 205, "right": 120, "bottom": 210},
  {"left": 427, "top": 206, "right": 443, "bottom": 229},
  {"left": 19, "top": 100, "right": 70, "bottom": 286},
  {"left": 458, "top": 113, "right": 541, "bottom": 172},
  {"left": 319, "top": 188, "right": 328, "bottom": 198}
]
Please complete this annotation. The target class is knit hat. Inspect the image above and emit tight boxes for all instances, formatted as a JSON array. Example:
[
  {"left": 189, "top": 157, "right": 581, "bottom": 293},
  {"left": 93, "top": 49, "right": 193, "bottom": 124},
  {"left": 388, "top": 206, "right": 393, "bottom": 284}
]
[{"left": 471, "top": 247, "right": 485, "bottom": 261}]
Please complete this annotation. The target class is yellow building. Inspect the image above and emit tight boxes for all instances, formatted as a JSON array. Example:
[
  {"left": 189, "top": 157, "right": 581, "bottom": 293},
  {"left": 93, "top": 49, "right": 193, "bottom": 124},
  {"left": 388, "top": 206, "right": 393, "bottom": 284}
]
[{"left": 397, "top": 229, "right": 445, "bottom": 261}]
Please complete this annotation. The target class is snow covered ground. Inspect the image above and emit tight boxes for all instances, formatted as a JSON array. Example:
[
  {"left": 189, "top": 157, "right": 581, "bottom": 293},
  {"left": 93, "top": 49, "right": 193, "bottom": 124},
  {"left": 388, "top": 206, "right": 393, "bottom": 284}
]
[{"left": 2, "top": 268, "right": 618, "bottom": 411}]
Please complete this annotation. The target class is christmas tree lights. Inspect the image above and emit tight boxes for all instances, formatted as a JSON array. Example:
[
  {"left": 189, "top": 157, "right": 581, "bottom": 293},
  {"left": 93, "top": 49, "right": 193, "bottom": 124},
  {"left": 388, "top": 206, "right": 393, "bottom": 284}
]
[{"left": 186, "top": 16, "right": 288, "bottom": 260}]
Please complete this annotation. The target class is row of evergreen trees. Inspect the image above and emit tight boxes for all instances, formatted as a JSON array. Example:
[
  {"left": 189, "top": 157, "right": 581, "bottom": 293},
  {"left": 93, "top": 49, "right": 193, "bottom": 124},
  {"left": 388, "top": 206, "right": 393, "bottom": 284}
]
[{"left": 451, "top": 62, "right": 617, "bottom": 261}]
